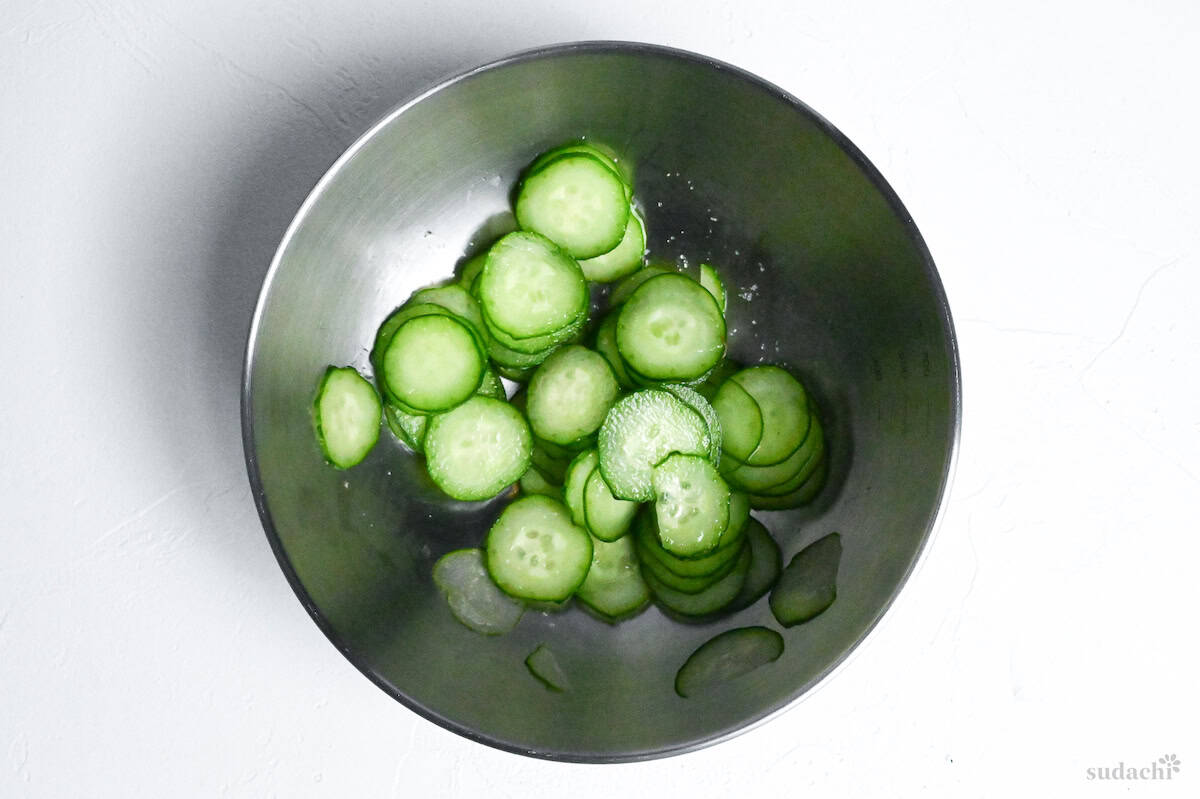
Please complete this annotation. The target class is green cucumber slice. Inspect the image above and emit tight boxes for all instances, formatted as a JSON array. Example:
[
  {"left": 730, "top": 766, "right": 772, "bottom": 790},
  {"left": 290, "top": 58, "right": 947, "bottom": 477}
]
[
  {"left": 723, "top": 416, "right": 824, "bottom": 494},
  {"left": 711, "top": 378, "right": 764, "bottom": 462},
  {"left": 433, "top": 548, "right": 524, "bottom": 635},
  {"left": 384, "top": 403, "right": 427, "bottom": 452},
  {"left": 526, "top": 141, "right": 633, "bottom": 201},
  {"left": 424, "top": 396, "right": 531, "bottom": 501},
  {"left": 575, "top": 534, "right": 650, "bottom": 620},
  {"left": 637, "top": 533, "right": 743, "bottom": 593},
  {"left": 314, "top": 366, "right": 381, "bottom": 469},
  {"left": 698, "top": 263, "right": 727, "bottom": 315},
  {"left": 477, "top": 231, "right": 588, "bottom": 339},
  {"left": 486, "top": 496, "right": 593, "bottom": 602},
  {"left": 634, "top": 509, "right": 745, "bottom": 579},
  {"left": 749, "top": 456, "right": 828, "bottom": 510},
  {"left": 674, "top": 626, "right": 784, "bottom": 698},
  {"left": 662, "top": 384, "right": 723, "bottom": 464},
  {"left": 597, "top": 390, "right": 713, "bottom": 502},
  {"left": 380, "top": 314, "right": 485, "bottom": 413},
  {"left": 563, "top": 450, "right": 599, "bottom": 528},
  {"left": 769, "top": 532, "right": 842, "bottom": 626},
  {"left": 727, "top": 519, "right": 783, "bottom": 611},
  {"left": 644, "top": 544, "right": 751, "bottom": 618},
  {"left": 652, "top": 454, "right": 731, "bottom": 558},
  {"left": 593, "top": 311, "right": 636, "bottom": 389},
  {"left": 610, "top": 263, "right": 670, "bottom": 306},
  {"left": 579, "top": 205, "right": 646, "bottom": 282},
  {"left": 525, "top": 644, "right": 569, "bottom": 691},
  {"left": 515, "top": 152, "right": 630, "bottom": 259},
  {"left": 583, "top": 469, "right": 639, "bottom": 542},
  {"left": 731, "top": 366, "right": 812, "bottom": 467},
  {"left": 526, "top": 345, "right": 620, "bottom": 446},
  {"left": 616, "top": 273, "right": 726, "bottom": 381}
]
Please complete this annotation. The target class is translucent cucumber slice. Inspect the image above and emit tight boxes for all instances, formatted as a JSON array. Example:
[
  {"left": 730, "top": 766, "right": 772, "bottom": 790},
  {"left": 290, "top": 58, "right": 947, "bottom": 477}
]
[
  {"left": 674, "top": 626, "right": 784, "bottom": 698},
  {"left": 433, "top": 549, "right": 524, "bottom": 635},
  {"left": 769, "top": 532, "right": 842, "bottom": 626}
]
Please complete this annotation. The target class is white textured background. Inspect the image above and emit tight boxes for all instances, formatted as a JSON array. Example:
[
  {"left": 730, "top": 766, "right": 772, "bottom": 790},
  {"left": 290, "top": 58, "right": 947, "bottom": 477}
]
[{"left": 2, "top": 1, "right": 1197, "bottom": 796}]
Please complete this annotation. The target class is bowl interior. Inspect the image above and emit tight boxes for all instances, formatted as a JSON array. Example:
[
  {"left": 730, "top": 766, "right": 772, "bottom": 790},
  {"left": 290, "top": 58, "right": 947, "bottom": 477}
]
[{"left": 245, "top": 44, "right": 958, "bottom": 760}]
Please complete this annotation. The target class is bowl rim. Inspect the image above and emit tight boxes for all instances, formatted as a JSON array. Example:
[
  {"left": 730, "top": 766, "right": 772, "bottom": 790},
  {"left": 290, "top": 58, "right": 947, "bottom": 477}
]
[{"left": 241, "top": 39, "right": 963, "bottom": 763}]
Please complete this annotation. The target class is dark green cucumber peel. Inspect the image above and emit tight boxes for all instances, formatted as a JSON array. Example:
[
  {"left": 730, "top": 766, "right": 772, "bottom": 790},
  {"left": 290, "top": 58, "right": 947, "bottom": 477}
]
[
  {"left": 674, "top": 626, "right": 785, "bottom": 698},
  {"left": 769, "top": 532, "right": 842, "bottom": 626},
  {"left": 525, "top": 644, "right": 570, "bottom": 692}
]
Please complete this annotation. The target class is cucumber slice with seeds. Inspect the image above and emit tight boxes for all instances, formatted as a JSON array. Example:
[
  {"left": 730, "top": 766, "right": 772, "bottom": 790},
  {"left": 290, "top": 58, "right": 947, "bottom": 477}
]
[
  {"left": 478, "top": 231, "right": 588, "bottom": 340},
  {"left": 314, "top": 366, "right": 381, "bottom": 469},
  {"left": 583, "top": 469, "right": 639, "bottom": 542},
  {"left": 579, "top": 205, "right": 646, "bottom": 282},
  {"left": 674, "top": 626, "right": 784, "bottom": 698},
  {"left": 526, "top": 345, "right": 620, "bottom": 446},
  {"left": 662, "top": 384, "right": 723, "bottom": 464},
  {"left": 380, "top": 314, "right": 485, "bottom": 413},
  {"left": 597, "top": 390, "right": 713, "bottom": 502},
  {"left": 516, "top": 153, "right": 630, "bottom": 259},
  {"left": 486, "top": 496, "right": 593, "bottom": 602},
  {"left": 433, "top": 548, "right": 524, "bottom": 635},
  {"left": 616, "top": 273, "right": 726, "bottom": 381},
  {"left": 770, "top": 532, "right": 842, "bottom": 626},
  {"left": 576, "top": 534, "right": 650, "bottom": 620},
  {"left": 424, "top": 396, "right": 532, "bottom": 501},
  {"left": 652, "top": 454, "right": 731, "bottom": 558}
]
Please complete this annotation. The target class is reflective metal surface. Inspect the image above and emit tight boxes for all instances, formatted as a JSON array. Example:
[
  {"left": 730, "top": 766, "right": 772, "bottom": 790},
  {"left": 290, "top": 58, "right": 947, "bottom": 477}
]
[{"left": 243, "top": 42, "right": 960, "bottom": 761}]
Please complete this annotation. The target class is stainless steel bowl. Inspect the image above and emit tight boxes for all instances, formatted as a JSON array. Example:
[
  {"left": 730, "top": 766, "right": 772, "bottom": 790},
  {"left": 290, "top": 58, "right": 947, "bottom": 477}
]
[{"left": 242, "top": 41, "right": 960, "bottom": 761}]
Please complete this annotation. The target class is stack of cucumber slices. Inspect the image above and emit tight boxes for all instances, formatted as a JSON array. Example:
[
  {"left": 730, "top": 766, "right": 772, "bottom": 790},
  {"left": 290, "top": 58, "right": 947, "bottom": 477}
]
[{"left": 312, "top": 141, "right": 843, "bottom": 696}]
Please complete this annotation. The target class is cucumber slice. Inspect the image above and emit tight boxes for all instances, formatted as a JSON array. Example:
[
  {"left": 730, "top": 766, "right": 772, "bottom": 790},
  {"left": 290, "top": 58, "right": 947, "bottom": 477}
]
[
  {"left": 579, "top": 205, "right": 646, "bottom": 282},
  {"left": 519, "top": 465, "right": 562, "bottom": 500},
  {"left": 652, "top": 454, "right": 731, "bottom": 558},
  {"left": 433, "top": 548, "right": 524, "bottom": 635},
  {"left": 380, "top": 314, "right": 485, "bottom": 413},
  {"left": 583, "top": 469, "right": 639, "bottom": 542},
  {"left": 486, "top": 496, "right": 593, "bottom": 602},
  {"left": 409, "top": 283, "right": 487, "bottom": 338},
  {"left": 769, "top": 532, "right": 842, "bottom": 627},
  {"left": 616, "top": 273, "right": 726, "bottom": 381},
  {"left": 424, "top": 396, "right": 532, "bottom": 501},
  {"left": 749, "top": 456, "right": 828, "bottom": 510},
  {"left": 644, "top": 544, "right": 751, "bottom": 618},
  {"left": 593, "top": 311, "right": 635, "bottom": 389},
  {"left": 710, "top": 378, "right": 764, "bottom": 462},
  {"left": 576, "top": 534, "right": 650, "bottom": 620},
  {"left": 477, "top": 231, "right": 587, "bottom": 339},
  {"left": 674, "top": 626, "right": 784, "bottom": 698},
  {"left": 526, "top": 141, "right": 634, "bottom": 201},
  {"left": 563, "top": 450, "right": 599, "bottom": 528},
  {"left": 731, "top": 366, "right": 812, "bottom": 466},
  {"left": 597, "top": 390, "right": 713, "bottom": 502},
  {"left": 727, "top": 519, "right": 783, "bottom": 611},
  {"left": 610, "top": 263, "right": 670, "bottom": 306},
  {"left": 384, "top": 403, "right": 427, "bottom": 452},
  {"left": 719, "top": 490, "right": 752, "bottom": 549},
  {"left": 458, "top": 251, "right": 487, "bottom": 290},
  {"left": 371, "top": 303, "right": 478, "bottom": 382},
  {"left": 634, "top": 509, "right": 742, "bottom": 578},
  {"left": 695, "top": 358, "right": 742, "bottom": 401},
  {"left": 526, "top": 345, "right": 620, "bottom": 446},
  {"left": 515, "top": 153, "right": 630, "bottom": 259},
  {"left": 637, "top": 533, "right": 743, "bottom": 593},
  {"left": 482, "top": 304, "right": 585, "bottom": 355},
  {"left": 314, "top": 366, "right": 381, "bottom": 469},
  {"left": 662, "top": 384, "right": 723, "bottom": 464},
  {"left": 525, "top": 644, "right": 569, "bottom": 691},
  {"left": 698, "top": 263, "right": 727, "bottom": 315},
  {"left": 723, "top": 416, "right": 824, "bottom": 494}
]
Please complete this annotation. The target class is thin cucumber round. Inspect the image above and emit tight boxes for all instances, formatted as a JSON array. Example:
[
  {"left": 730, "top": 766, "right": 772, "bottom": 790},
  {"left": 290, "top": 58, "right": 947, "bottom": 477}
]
[
  {"left": 381, "top": 314, "right": 485, "bottom": 413},
  {"left": 731, "top": 365, "right": 812, "bottom": 467},
  {"left": 674, "top": 626, "right": 784, "bottom": 698},
  {"left": 314, "top": 366, "right": 381, "bottom": 469},
  {"left": 515, "top": 153, "right": 630, "bottom": 259},
  {"left": 371, "top": 302, "right": 480, "bottom": 382},
  {"left": 637, "top": 533, "right": 743, "bottom": 594},
  {"left": 644, "top": 544, "right": 751, "bottom": 618},
  {"left": 695, "top": 358, "right": 742, "bottom": 401},
  {"left": 525, "top": 644, "right": 569, "bottom": 691},
  {"left": 711, "top": 379, "right": 764, "bottom": 462},
  {"left": 424, "top": 396, "right": 532, "bottom": 501},
  {"left": 409, "top": 283, "right": 487, "bottom": 338},
  {"left": 662, "top": 384, "right": 723, "bottom": 464},
  {"left": 727, "top": 519, "right": 783, "bottom": 611},
  {"left": 698, "top": 263, "right": 727, "bottom": 315},
  {"left": 486, "top": 496, "right": 593, "bottom": 602},
  {"left": 583, "top": 469, "right": 639, "bottom": 542},
  {"left": 723, "top": 415, "right": 824, "bottom": 494},
  {"left": 433, "top": 548, "right": 524, "bottom": 635},
  {"left": 769, "top": 532, "right": 842, "bottom": 627},
  {"left": 563, "top": 449, "right": 599, "bottom": 528},
  {"left": 634, "top": 510, "right": 744, "bottom": 579},
  {"left": 477, "top": 231, "right": 588, "bottom": 339},
  {"left": 652, "top": 454, "right": 731, "bottom": 558},
  {"left": 575, "top": 534, "right": 650, "bottom": 620},
  {"left": 526, "top": 141, "right": 634, "bottom": 201},
  {"left": 748, "top": 455, "right": 828, "bottom": 510},
  {"left": 593, "top": 311, "right": 636, "bottom": 389},
  {"left": 526, "top": 345, "right": 620, "bottom": 446},
  {"left": 597, "top": 390, "right": 713, "bottom": 502},
  {"left": 610, "top": 263, "right": 670, "bottom": 306},
  {"left": 481, "top": 304, "right": 585, "bottom": 355},
  {"left": 579, "top": 205, "right": 646, "bottom": 282},
  {"left": 616, "top": 273, "right": 726, "bottom": 381}
]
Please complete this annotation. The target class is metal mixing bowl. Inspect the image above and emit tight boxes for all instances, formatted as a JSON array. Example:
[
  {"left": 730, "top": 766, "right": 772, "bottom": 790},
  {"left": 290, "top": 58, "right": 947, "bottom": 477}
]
[{"left": 242, "top": 41, "right": 960, "bottom": 761}]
